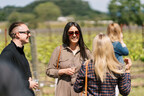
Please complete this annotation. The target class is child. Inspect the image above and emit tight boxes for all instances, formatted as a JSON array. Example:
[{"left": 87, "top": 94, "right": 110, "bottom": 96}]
[{"left": 107, "top": 23, "right": 129, "bottom": 64}]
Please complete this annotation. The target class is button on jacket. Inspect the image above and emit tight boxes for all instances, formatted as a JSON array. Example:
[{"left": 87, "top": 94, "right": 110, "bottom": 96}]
[{"left": 46, "top": 44, "right": 92, "bottom": 96}]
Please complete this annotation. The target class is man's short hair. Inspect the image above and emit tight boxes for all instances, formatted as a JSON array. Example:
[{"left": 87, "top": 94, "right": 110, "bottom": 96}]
[{"left": 9, "top": 22, "right": 24, "bottom": 38}]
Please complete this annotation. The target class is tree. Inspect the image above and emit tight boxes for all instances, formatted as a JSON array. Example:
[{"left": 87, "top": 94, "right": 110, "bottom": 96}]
[
  {"left": 108, "top": 0, "right": 143, "bottom": 26},
  {"left": 0, "top": 6, "right": 22, "bottom": 21},
  {"left": 8, "top": 12, "right": 21, "bottom": 23},
  {"left": 50, "top": 0, "right": 103, "bottom": 19},
  {"left": 0, "top": 11, "right": 7, "bottom": 21},
  {"left": 8, "top": 12, "right": 35, "bottom": 23},
  {"left": 34, "top": 2, "right": 61, "bottom": 21},
  {"left": 0, "top": 0, "right": 107, "bottom": 21},
  {"left": 26, "top": 0, "right": 106, "bottom": 20},
  {"left": 20, "top": 13, "right": 35, "bottom": 22}
]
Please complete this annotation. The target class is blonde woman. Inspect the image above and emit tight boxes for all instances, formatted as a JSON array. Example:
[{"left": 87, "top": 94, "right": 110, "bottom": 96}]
[
  {"left": 107, "top": 23, "right": 129, "bottom": 64},
  {"left": 74, "top": 33, "right": 131, "bottom": 96}
]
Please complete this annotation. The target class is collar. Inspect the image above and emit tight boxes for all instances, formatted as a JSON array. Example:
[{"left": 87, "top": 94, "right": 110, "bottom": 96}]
[
  {"left": 63, "top": 44, "right": 80, "bottom": 53},
  {"left": 11, "top": 41, "right": 24, "bottom": 54}
]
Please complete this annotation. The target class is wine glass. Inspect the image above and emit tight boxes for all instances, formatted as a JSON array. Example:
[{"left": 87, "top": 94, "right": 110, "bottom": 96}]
[
  {"left": 33, "top": 71, "right": 40, "bottom": 91},
  {"left": 69, "top": 64, "right": 76, "bottom": 78},
  {"left": 33, "top": 79, "right": 40, "bottom": 91}
]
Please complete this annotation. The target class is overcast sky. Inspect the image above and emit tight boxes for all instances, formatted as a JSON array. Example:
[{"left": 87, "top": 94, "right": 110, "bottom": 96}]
[{"left": 0, "top": 0, "right": 144, "bottom": 12}]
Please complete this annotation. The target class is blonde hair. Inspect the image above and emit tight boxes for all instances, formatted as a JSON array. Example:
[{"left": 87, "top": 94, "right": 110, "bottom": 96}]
[
  {"left": 92, "top": 33, "right": 124, "bottom": 82},
  {"left": 107, "top": 23, "right": 122, "bottom": 42}
]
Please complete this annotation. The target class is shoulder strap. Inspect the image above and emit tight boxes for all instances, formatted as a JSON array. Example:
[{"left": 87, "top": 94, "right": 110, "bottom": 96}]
[
  {"left": 85, "top": 60, "right": 89, "bottom": 96},
  {"left": 57, "top": 45, "right": 62, "bottom": 69}
]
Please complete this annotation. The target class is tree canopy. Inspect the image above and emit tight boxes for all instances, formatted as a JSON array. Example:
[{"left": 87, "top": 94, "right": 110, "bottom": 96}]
[
  {"left": 108, "top": 0, "right": 144, "bottom": 25},
  {"left": 34, "top": 2, "right": 61, "bottom": 21},
  {"left": 0, "top": 0, "right": 106, "bottom": 22}
]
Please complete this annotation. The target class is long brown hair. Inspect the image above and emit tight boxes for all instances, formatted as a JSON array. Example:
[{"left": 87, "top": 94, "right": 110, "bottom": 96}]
[{"left": 62, "top": 22, "right": 88, "bottom": 60}]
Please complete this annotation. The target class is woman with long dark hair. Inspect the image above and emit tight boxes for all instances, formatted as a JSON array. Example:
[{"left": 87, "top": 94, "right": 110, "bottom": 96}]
[{"left": 46, "top": 22, "right": 91, "bottom": 96}]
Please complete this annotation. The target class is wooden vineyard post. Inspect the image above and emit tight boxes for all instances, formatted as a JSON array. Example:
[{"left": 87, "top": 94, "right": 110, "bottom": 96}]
[
  {"left": 5, "top": 28, "right": 7, "bottom": 46},
  {"left": 30, "top": 30, "right": 38, "bottom": 78},
  {"left": 120, "top": 24, "right": 123, "bottom": 32},
  {"left": 142, "top": 25, "right": 144, "bottom": 48},
  {"left": 30, "top": 30, "right": 42, "bottom": 96}
]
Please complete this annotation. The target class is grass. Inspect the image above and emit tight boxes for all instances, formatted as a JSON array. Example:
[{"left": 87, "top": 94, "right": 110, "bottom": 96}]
[{"left": 129, "top": 87, "right": 144, "bottom": 96}]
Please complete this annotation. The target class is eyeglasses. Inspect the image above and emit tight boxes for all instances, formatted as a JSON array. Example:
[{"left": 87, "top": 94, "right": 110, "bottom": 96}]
[
  {"left": 68, "top": 31, "right": 79, "bottom": 36},
  {"left": 18, "top": 30, "right": 31, "bottom": 35}
]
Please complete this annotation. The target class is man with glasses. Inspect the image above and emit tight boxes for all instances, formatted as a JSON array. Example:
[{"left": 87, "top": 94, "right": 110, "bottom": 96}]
[{"left": 0, "top": 22, "right": 38, "bottom": 96}]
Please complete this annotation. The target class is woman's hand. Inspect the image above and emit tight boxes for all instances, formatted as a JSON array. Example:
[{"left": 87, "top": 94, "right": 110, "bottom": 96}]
[
  {"left": 124, "top": 58, "right": 132, "bottom": 73},
  {"left": 58, "top": 68, "right": 75, "bottom": 76}
]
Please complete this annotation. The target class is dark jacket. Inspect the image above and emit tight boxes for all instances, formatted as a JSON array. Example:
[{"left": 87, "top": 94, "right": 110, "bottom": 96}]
[
  {"left": 0, "top": 41, "right": 34, "bottom": 96},
  {"left": 0, "top": 60, "right": 32, "bottom": 96}
]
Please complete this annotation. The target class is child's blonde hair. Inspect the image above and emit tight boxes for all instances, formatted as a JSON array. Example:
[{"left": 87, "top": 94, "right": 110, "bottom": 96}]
[{"left": 107, "top": 23, "right": 122, "bottom": 42}]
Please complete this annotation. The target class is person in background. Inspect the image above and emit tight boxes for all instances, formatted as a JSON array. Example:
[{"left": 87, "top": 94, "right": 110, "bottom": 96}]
[
  {"left": 107, "top": 23, "right": 129, "bottom": 64},
  {"left": 74, "top": 33, "right": 131, "bottom": 96},
  {"left": 107, "top": 23, "right": 129, "bottom": 96},
  {"left": 46, "top": 22, "right": 92, "bottom": 96},
  {"left": 0, "top": 22, "right": 38, "bottom": 96}
]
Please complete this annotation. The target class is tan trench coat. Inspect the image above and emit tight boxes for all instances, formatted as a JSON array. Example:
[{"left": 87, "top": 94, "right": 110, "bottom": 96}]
[{"left": 46, "top": 44, "right": 92, "bottom": 96}]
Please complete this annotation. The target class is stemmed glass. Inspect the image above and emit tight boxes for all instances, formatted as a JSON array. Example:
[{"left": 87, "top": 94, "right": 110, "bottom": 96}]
[
  {"left": 69, "top": 64, "right": 76, "bottom": 78},
  {"left": 34, "top": 79, "right": 40, "bottom": 91},
  {"left": 33, "top": 71, "right": 40, "bottom": 92}
]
